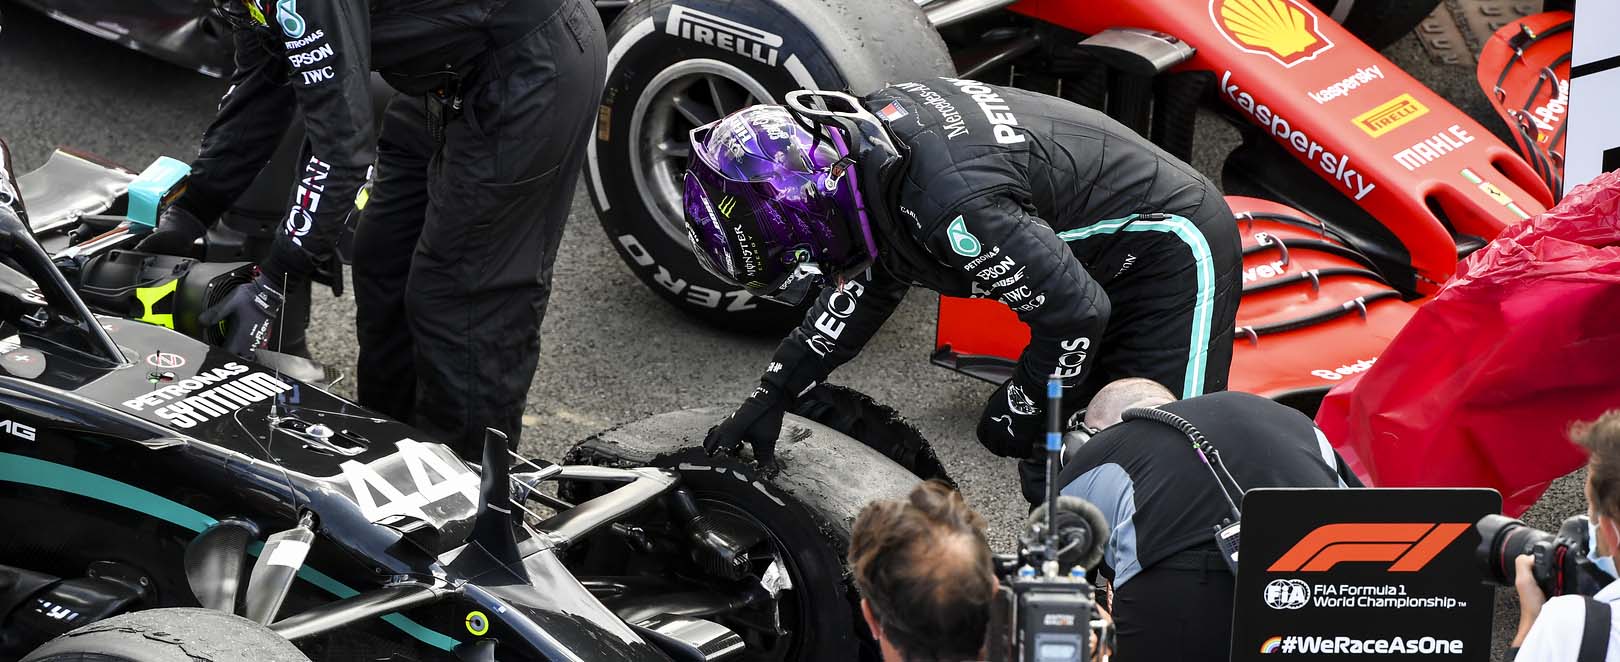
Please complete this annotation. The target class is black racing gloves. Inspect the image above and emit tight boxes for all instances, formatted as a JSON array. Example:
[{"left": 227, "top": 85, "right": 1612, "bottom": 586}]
[
  {"left": 977, "top": 377, "right": 1047, "bottom": 458},
  {"left": 704, "top": 383, "right": 790, "bottom": 470},
  {"left": 705, "top": 338, "right": 827, "bottom": 474},
  {"left": 134, "top": 205, "right": 208, "bottom": 256},
  {"left": 200, "top": 271, "right": 284, "bottom": 357}
]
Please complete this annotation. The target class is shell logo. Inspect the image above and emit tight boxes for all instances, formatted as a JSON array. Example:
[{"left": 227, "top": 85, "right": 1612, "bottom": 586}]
[{"left": 1210, "top": 0, "right": 1335, "bottom": 68}]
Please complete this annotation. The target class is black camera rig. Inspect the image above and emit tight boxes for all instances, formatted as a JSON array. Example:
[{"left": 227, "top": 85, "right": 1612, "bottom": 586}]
[{"left": 984, "top": 375, "right": 1114, "bottom": 662}]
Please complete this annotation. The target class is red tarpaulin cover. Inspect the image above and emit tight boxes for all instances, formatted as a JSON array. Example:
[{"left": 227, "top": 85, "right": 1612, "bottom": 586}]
[{"left": 1316, "top": 170, "right": 1620, "bottom": 516}]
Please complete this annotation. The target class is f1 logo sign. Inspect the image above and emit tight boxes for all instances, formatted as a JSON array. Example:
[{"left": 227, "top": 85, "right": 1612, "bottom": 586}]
[{"left": 1268, "top": 523, "right": 1469, "bottom": 572}]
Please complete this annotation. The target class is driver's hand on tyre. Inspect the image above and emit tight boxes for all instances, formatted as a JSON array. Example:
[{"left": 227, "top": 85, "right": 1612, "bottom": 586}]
[
  {"left": 976, "top": 378, "right": 1045, "bottom": 458},
  {"left": 134, "top": 205, "right": 208, "bottom": 256},
  {"left": 705, "top": 383, "right": 788, "bottom": 473},
  {"left": 200, "top": 271, "right": 284, "bottom": 358}
]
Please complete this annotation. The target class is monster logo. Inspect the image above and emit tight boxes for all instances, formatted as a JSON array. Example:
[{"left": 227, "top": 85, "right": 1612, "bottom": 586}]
[{"left": 1210, "top": 0, "right": 1334, "bottom": 68}]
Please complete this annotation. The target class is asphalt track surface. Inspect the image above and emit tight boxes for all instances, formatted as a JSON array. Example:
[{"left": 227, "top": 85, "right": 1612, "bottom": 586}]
[{"left": 0, "top": 4, "right": 1586, "bottom": 655}]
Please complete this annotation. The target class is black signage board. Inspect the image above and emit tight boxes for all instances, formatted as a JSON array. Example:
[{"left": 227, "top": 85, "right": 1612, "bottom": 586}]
[{"left": 1230, "top": 488, "right": 1499, "bottom": 661}]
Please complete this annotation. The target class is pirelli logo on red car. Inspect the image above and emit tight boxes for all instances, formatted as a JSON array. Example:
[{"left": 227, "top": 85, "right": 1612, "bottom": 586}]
[
  {"left": 1268, "top": 523, "right": 1470, "bottom": 573},
  {"left": 1353, "top": 94, "right": 1429, "bottom": 138},
  {"left": 1210, "top": 0, "right": 1334, "bottom": 68}
]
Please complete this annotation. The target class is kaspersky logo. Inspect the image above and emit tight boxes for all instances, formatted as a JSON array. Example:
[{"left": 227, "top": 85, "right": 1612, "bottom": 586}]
[
  {"left": 1268, "top": 523, "right": 1469, "bottom": 572},
  {"left": 1210, "top": 0, "right": 1334, "bottom": 68}
]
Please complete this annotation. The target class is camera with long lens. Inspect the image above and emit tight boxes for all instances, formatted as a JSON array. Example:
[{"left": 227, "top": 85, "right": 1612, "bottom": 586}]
[
  {"left": 984, "top": 376, "right": 1113, "bottom": 662},
  {"left": 1476, "top": 513, "right": 1614, "bottom": 597}
]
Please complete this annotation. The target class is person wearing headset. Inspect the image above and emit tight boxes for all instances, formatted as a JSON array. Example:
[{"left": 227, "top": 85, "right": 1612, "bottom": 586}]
[{"left": 1058, "top": 378, "right": 1359, "bottom": 661}]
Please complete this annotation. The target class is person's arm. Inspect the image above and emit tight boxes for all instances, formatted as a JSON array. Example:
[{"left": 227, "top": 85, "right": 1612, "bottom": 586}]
[
  {"left": 770, "top": 266, "right": 910, "bottom": 395},
  {"left": 1310, "top": 426, "right": 1363, "bottom": 488},
  {"left": 1513, "top": 592, "right": 1585, "bottom": 660},
  {"left": 1091, "top": 602, "right": 1113, "bottom": 661},
  {"left": 702, "top": 267, "right": 908, "bottom": 466},
  {"left": 923, "top": 194, "right": 1108, "bottom": 454},
  {"left": 1513, "top": 554, "right": 1549, "bottom": 648},
  {"left": 1332, "top": 449, "right": 1364, "bottom": 488},
  {"left": 929, "top": 194, "right": 1107, "bottom": 391},
  {"left": 261, "top": 0, "right": 376, "bottom": 282},
  {"left": 186, "top": 3, "right": 372, "bottom": 355},
  {"left": 175, "top": 29, "right": 297, "bottom": 224}
]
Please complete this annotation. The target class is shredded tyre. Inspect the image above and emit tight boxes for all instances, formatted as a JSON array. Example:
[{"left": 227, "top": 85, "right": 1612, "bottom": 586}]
[
  {"left": 563, "top": 408, "right": 920, "bottom": 661},
  {"left": 23, "top": 608, "right": 310, "bottom": 662},
  {"left": 792, "top": 383, "right": 954, "bottom": 486}
]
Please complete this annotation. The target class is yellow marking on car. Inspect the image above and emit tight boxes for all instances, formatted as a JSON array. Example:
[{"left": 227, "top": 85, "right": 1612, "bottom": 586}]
[
  {"left": 135, "top": 279, "right": 180, "bottom": 329},
  {"left": 465, "top": 610, "right": 489, "bottom": 636},
  {"left": 1353, "top": 94, "right": 1428, "bottom": 138}
]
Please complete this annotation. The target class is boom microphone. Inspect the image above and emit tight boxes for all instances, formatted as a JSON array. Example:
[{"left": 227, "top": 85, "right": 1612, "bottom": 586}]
[{"left": 1026, "top": 495, "right": 1110, "bottom": 571}]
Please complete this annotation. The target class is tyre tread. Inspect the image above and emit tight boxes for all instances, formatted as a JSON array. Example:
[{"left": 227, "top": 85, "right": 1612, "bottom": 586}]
[
  {"left": 792, "top": 383, "right": 954, "bottom": 487},
  {"left": 561, "top": 414, "right": 909, "bottom": 662},
  {"left": 23, "top": 608, "right": 309, "bottom": 662},
  {"left": 1314, "top": 0, "right": 1445, "bottom": 51}
]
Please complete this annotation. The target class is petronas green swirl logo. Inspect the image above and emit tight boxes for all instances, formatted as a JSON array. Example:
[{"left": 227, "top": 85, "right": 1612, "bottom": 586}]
[
  {"left": 276, "top": 0, "right": 306, "bottom": 38},
  {"left": 946, "top": 215, "right": 981, "bottom": 257}
]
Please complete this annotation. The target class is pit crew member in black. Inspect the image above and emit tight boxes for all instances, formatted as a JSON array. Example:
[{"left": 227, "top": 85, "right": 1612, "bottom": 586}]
[
  {"left": 1058, "top": 379, "right": 1361, "bottom": 661},
  {"left": 681, "top": 79, "right": 1240, "bottom": 500},
  {"left": 142, "top": 0, "right": 606, "bottom": 459}
]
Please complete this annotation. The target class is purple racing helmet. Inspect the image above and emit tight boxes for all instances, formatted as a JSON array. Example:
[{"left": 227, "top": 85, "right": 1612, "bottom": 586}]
[{"left": 682, "top": 104, "right": 879, "bottom": 306}]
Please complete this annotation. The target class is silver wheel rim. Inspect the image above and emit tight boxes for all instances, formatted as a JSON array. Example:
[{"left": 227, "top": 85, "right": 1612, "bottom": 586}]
[{"left": 629, "top": 59, "right": 776, "bottom": 245}]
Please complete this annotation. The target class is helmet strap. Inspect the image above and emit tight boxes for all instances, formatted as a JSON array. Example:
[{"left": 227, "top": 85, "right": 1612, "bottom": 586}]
[{"left": 828, "top": 155, "right": 855, "bottom": 178}]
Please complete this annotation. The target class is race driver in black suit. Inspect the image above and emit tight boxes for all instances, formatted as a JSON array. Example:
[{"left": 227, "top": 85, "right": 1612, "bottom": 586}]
[
  {"left": 140, "top": 0, "right": 606, "bottom": 459},
  {"left": 680, "top": 79, "right": 1241, "bottom": 503}
]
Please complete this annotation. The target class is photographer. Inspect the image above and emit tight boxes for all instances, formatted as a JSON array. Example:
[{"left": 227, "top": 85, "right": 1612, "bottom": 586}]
[
  {"left": 1056, "top": 378, "right": 1360, "bottom": 661},
  {"left": 849, "top": 480, "right": 1001, "bottom": 662},
  {"left": 855, "top": 479, "right": 1017, "bottom": 660},
  {"left": 851, "top": 480, "right": 1112, "bottom": 662},
  {"left": 1512, "top": 411, "right": 1620, "bottom": 661}
]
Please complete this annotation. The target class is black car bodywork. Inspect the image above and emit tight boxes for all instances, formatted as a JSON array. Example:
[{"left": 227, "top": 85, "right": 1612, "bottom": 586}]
[
  {"left": 0, "top": 142, "right": 843, "bottom": 661},
  {"left": 10, "top": 0, "right": 234, "bottom": 77},
  {"left": 0, "top": 325, "right": 677, "bottom": 660}
]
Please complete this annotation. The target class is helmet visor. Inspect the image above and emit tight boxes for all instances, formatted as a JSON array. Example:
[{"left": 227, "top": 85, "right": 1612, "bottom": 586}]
[
  {"left": 691, "top": 108, "right": 838, "bottom": 180},
  {"left": 681, "top": 171, "right": 741, "bottom": 286},
  {"left": 684, "top": 170, "right": 828, "bottom": 305},
  {"left": 683, "top": 110, "right": 871, "bottom": 306}
]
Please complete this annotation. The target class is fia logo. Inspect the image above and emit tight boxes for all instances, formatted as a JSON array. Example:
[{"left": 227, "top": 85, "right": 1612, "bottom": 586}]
[{"left": 1264, "top": 579, "right": 1310, "bottom": 610}]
